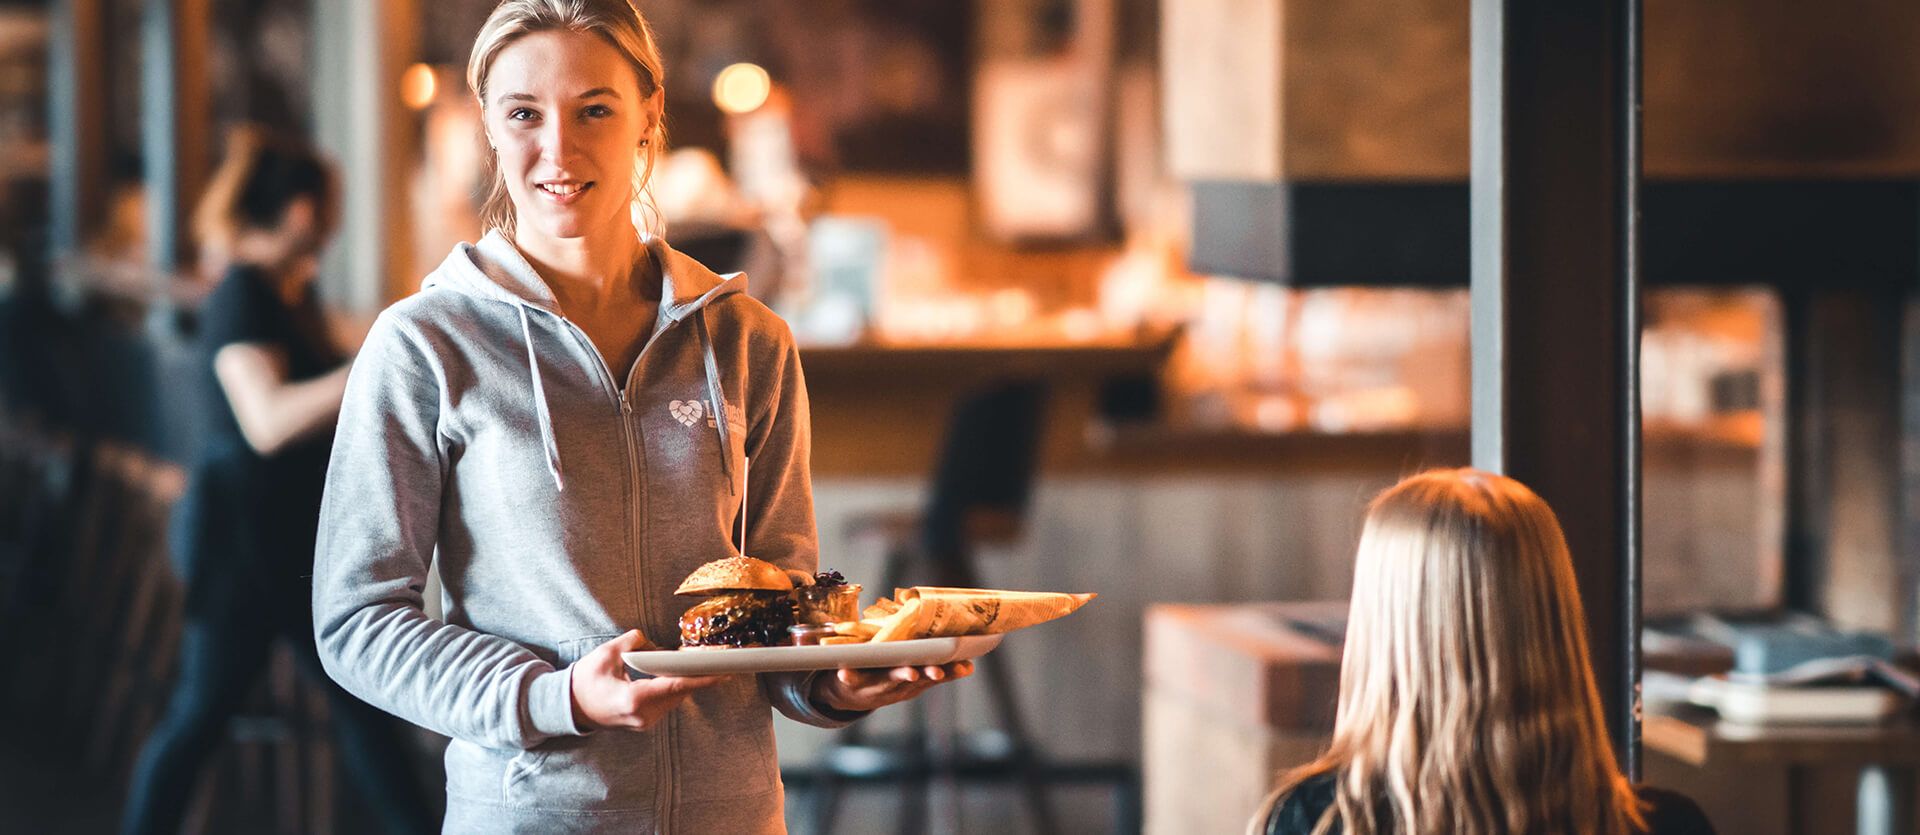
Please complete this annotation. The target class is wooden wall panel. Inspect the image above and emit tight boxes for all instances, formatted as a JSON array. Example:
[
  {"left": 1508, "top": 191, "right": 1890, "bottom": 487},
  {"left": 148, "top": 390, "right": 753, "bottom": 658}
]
[{"left": 1163, "top": 0, "right": 1920, "bottom": 181}]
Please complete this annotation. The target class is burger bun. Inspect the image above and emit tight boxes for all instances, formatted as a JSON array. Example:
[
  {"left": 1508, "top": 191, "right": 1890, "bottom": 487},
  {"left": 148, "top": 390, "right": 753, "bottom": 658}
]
[{"left": 675, "top": 556, "right": 795, "bottom": 596}]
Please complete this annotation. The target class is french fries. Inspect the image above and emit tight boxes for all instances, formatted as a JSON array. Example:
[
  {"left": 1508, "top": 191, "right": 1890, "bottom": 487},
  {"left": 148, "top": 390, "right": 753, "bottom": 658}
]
[
  {"left": 811, "top": 585, "right": 1096, "bottom": 646},
  {"left": 831, "top": 621, "right": 879, "bottom": 639}
]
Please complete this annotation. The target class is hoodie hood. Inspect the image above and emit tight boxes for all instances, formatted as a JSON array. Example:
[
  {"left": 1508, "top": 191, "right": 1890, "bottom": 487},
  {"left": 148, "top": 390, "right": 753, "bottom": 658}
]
[
  {"left": 423, "top": 229, "right": 747, "bottom": 318},
  {"left": 421, "top": 230, "right": 748, "bottom": 493}
]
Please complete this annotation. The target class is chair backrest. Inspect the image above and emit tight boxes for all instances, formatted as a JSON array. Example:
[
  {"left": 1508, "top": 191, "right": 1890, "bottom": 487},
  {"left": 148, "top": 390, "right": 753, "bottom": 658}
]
[{"left": 918, "top": 380, "right": 1049, "bottom": 558}]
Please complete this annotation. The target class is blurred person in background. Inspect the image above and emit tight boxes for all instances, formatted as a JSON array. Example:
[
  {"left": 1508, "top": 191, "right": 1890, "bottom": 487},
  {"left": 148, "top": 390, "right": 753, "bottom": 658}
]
[
  {"left": 120, "top": 126, "right": 435, "bottom": 835},
  {"left": 310, "top": 2, "right": 970, "bottom": 832},
  {"left": 1254, "top": 469, "right": 1715, "bottom": 835}
]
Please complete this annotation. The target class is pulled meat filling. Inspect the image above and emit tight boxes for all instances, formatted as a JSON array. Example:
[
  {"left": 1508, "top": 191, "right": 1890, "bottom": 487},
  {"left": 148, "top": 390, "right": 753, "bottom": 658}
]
[{"left": 678, "top": 592, "right": 797, "bottom": 648}]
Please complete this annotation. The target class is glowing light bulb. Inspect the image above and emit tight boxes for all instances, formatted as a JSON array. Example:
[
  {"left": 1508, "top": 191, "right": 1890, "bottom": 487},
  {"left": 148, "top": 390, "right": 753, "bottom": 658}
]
[
  {"left": 401, "top": 63, "right": 438, "bottom": 110},
  {"left": 712, "top": 63, "right": 771, "bottom": 114}
]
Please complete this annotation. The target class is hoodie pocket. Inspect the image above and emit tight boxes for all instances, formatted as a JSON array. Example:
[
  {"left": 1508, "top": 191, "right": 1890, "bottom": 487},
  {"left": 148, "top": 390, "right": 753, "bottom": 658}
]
[
  {"left": 671, "top": 675, "right": 780, "bottom": 803},
  {"left": 501, "top": 731, "right": 659, "bottom": 810},
  {"left": 492, "top": 633, "right": 661, "bottom": 811}
]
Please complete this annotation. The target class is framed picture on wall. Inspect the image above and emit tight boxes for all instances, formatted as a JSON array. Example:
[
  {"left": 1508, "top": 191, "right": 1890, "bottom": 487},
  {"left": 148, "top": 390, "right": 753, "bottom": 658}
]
[{"left": 972, "top": 0, "right": 1117, "bottom": 243}]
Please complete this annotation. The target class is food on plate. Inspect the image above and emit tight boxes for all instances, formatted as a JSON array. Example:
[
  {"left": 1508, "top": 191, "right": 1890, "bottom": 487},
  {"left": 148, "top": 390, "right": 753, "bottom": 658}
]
[
  {"left": 669, "top": 558, "right": 1095, "bottom": 651},
  {"left": 795, "top": 569, "right": 862, "bottom": 625},
  {"left": 675, "top": 557, "right": 797, "bottom": 648},
  {"left": 786, "top": 623, "right": 838, "bottom": 646},
  {"left": 830, "top": 620, "right": 880, "bottom": 640},
  {"left": 675, "top": 556, "right": 795, "bottom": 596},
  {"left": 864, "top": 587, "right": 1097, "bottom": 642}
]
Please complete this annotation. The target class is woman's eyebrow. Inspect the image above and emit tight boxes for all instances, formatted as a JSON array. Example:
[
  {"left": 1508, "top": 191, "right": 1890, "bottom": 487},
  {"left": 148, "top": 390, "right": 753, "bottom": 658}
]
[{"left": 495, "top": 88, "right": 619, "bottom": 106}]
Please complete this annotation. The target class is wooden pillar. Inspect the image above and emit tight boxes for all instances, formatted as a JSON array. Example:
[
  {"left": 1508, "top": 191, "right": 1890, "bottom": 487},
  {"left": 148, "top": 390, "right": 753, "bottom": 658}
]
[
  {"left": 1470, "top": 0, "right": 1642, "bottom": 774},
  {"left": 1905, "top": 295, "right": 1920, "bottom": 643},
  {"left": 1800, "top": 291, "right": 1906, "bottom": 634},
  {"left": 47, "top": 0, "right": 106, "bottom": 260},
  {"left": 141, "top": 0, "right": 212, "bottom": 275},
  {"left": 310, "top": 0, "right": 418, "bottom": 313}
]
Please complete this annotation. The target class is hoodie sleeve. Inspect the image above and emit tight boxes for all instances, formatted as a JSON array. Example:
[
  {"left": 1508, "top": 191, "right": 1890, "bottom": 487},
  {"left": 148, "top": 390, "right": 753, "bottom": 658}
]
[
  {"left": 740, "top": 320, "right": 868, "bottom": 727},
  {"left": 313, "top": 310, "right": 582, "bottom": 750}
]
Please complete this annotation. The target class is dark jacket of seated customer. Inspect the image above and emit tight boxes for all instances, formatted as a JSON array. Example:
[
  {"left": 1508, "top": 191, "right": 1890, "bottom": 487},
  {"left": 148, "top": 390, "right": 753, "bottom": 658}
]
[{"left": 1264, "top": 773, "right": 1718, "bottom": 835}]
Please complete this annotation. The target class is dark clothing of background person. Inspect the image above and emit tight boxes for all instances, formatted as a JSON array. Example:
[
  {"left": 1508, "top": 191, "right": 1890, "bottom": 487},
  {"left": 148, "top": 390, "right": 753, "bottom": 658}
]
[
  {"left": 174, "top": 264, "right": 338, "bottom": 615},
  {"left": 1264, "top": 772, "right": 1718, "bottom": 835},
  {"left": 120, "top": 267, "right": 435, "bottom": 835}
]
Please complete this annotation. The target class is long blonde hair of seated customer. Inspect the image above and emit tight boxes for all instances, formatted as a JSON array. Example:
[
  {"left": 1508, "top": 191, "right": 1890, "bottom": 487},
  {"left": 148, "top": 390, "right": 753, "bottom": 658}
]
[{"left": 1259, "top": 469, "right": 1646, "bottom": 835}]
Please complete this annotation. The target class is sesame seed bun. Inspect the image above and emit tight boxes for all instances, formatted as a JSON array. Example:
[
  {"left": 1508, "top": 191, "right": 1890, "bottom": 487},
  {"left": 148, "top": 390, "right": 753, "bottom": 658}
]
[{"left": 674, "top": 556, "right": 795, "bottom": 596}]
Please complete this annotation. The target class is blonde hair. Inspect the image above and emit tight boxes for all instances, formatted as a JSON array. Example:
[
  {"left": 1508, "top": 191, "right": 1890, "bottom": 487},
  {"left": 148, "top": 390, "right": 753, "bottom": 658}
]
[
  {"left": 1261, "top": 469, "right": 1646, "bottom": 835},
  {"left": 465, "top": 0, "right": 668, "bottom": 238}
]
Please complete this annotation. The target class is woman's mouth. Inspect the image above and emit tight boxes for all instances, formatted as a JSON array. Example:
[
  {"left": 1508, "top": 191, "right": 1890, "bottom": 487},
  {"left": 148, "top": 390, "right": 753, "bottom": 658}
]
[{"left": 536, "top": 181, "right": 593, "bottom": 205}]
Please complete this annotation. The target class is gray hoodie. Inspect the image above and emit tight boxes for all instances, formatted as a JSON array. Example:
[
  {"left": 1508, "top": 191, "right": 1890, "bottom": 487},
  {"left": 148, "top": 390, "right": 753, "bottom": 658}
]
[{"left": 314, "top": 231, "right": 858, "bottom": 834}]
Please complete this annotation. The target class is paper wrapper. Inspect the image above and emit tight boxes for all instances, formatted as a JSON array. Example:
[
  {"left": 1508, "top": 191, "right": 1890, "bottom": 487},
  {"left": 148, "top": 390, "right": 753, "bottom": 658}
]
[{"left": 866, "top": 586, "right": 1096, "bottom": 642}]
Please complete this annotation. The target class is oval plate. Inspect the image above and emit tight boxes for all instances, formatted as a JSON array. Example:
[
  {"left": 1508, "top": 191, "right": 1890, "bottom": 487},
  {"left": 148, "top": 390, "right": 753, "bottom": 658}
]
[{"left": 622, "top": 634, "right": 1004, "bottom": 676}]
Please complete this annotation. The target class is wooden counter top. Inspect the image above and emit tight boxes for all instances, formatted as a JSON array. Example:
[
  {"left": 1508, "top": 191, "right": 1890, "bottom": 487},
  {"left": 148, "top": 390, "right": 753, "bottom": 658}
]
[
  {"left": 1647, "top": 705, "right": 1920, "bottom": 769},
  {"left": 799, "top": 334, "right": 1178, "bottom": 382},
  {"left": 1143, "top": 602, "right": 1345, "bottom": 733}
]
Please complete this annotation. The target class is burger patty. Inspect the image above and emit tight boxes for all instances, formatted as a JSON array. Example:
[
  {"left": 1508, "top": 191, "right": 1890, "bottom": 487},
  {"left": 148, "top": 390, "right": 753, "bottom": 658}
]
[{"left": 678, "top": 592, "right": 796, "bottom": 648}]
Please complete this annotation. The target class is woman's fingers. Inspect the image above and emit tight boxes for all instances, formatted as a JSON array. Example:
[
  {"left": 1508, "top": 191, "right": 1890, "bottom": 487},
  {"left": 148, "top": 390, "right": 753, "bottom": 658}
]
[
  {"left": 612, "top": 675, "right": 730, "bottom": 730},
  {"left": 838, "top": 661, "right": 976, "bottom": 691},
  {"left": 572, "top": 632, "right": 722, "bottom": 731},
  {"left": 643, "top": 674, "right": 728, "bottom": 695}
]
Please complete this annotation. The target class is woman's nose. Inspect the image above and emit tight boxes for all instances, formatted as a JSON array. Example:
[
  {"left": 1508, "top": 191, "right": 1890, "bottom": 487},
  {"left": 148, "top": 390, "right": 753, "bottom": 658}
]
[{"left": 539, "top": 119, "right": 574, "bottom": 165}]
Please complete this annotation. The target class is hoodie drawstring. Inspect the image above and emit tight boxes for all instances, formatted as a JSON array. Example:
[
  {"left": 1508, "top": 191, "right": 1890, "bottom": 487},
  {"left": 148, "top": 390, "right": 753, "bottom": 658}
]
[
  {"left": 694, "top": 308, "right": 739, "bottom": 497},
  {"left": 518, "top": 305, "right": 567, "bottom": 492}
]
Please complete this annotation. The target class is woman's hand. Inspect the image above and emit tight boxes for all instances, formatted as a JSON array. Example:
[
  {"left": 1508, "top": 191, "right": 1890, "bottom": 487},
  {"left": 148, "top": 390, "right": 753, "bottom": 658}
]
[
  {"left": 813, "top": 661, "right": 976, "bottom": 713},
  {"left": 570, "top": 630, "right": 728, "bottom": 732}
]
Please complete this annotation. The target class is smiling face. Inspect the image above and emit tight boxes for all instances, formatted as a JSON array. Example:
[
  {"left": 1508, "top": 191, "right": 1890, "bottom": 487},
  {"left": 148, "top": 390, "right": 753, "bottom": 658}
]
[{"left": 482, "top": 29, "right": 660, "bottom": 243}]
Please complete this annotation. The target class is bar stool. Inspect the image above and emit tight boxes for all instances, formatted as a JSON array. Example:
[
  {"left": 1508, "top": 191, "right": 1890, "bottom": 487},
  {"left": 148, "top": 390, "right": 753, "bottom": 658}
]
[{"left": 803, "top": 380, "right": 1140, "bottom": 835}]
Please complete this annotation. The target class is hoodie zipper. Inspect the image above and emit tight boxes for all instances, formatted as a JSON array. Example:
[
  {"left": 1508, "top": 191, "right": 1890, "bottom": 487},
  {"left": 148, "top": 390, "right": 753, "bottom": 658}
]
[
  {"left": 550, "top": 313, "right": 676, "bottom": 831},
  {"left": 627, "top": 316, "right": 678, "bottom": 834}
]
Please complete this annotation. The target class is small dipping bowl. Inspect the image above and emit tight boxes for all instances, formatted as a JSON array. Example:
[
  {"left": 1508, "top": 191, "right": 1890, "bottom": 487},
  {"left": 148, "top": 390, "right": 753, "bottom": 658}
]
[
  {"left": 796, "top": 583, "right": 862, "bottom": 625},
  {"left": 788, "top": 623, "right": 838, "bottom": 646}
]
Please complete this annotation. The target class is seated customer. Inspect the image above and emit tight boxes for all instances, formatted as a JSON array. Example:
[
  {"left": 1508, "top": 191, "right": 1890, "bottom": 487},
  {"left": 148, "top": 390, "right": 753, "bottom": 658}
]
[{"left": 1255, "top": 469, "right": 1714, "bottom": 835}]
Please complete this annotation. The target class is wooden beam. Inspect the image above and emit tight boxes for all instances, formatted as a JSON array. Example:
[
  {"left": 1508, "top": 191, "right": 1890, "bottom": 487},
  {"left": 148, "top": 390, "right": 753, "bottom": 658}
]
[
  {"left": 141, "top": 0, "right": 212, "bottom": 275},
  {"left": 1471, "top": 0, "right": 1643, "bottom": 774},
  {"left": 47, "top": 0, "right": 106, "bottom": 259}
]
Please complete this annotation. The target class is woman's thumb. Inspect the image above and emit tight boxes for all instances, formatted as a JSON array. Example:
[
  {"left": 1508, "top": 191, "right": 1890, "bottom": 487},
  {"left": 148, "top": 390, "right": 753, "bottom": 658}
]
[{"left": 603, "top": 629, "right": 657, "bottom": 654}]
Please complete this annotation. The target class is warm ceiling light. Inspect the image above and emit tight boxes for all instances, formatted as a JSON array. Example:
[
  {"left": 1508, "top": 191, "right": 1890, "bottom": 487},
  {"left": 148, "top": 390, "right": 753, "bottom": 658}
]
[
  {"left": 712, "top": 62, "right": 771, "bottom": 114},
  {"left": 401, "top": 63, "right": 438, "bottom": 110}
]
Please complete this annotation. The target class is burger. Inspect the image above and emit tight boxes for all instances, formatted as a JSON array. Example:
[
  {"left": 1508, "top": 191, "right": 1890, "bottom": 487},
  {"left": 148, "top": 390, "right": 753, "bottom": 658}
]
[{"left": 675, "top": 556, "right": 798, "bottom": 648}]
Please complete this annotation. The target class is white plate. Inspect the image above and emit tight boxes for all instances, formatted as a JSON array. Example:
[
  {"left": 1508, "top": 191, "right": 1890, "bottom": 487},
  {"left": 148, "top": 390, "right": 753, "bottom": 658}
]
[{"left": 623, "top": 634, "right": 1004, "bottom": 676}]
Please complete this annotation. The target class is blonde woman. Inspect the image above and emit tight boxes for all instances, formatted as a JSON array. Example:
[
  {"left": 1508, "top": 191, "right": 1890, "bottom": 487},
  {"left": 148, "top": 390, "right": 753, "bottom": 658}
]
[
  {"left": 1256, "top": 470, "right": 1714, "bottom": 835},
  {"left": 312, "top": 1, "right": 969, "bottom": 832}
]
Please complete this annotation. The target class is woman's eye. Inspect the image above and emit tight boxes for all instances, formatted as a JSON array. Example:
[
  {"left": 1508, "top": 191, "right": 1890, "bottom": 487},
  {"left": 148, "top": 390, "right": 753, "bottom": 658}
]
[
  {"left": 583, "top": 105, "right": 613, "bottom": 119},
  {"left": 508, "top": 108, "right": 537, "bottom": 122}
]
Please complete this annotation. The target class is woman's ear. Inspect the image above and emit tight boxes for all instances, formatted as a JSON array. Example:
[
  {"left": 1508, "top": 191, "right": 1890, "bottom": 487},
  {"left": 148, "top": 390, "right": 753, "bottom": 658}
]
[
  {"left": 280, "top": 196, "right": 317, "bottom": 239},
  {"left": 640, "top": 92, "right": 664, "bottom": 149}
]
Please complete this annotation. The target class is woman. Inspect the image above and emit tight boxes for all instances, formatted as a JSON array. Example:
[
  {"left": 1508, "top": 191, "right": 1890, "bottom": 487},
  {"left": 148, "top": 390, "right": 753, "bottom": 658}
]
[
  {"left": 312, "top": 2, "right": 969, "bottom": 832},
  {"left": 1256, "top": 470, "right": 1714, "bottom": 835},
  {"left": 123, "top": 129, "right": 434, "bottom": 835}
]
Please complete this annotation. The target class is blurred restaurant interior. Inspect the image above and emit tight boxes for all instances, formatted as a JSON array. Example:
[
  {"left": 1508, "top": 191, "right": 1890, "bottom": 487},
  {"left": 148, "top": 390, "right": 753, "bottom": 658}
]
[{"left": 1, "top": 0, "right": 1919, "bottom": 833}]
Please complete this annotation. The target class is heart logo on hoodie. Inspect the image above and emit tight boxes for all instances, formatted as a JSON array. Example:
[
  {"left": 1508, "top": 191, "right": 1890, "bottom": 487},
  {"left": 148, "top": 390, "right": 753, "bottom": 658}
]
[{"left": 669, "top": 399, "right": 704, "bottom": 427}]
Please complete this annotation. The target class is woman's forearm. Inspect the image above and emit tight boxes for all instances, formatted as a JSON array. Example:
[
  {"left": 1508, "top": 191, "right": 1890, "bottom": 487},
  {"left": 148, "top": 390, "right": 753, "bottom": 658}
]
[{"left": 215, "top": 344, "right": 350, "bottom": 454}]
